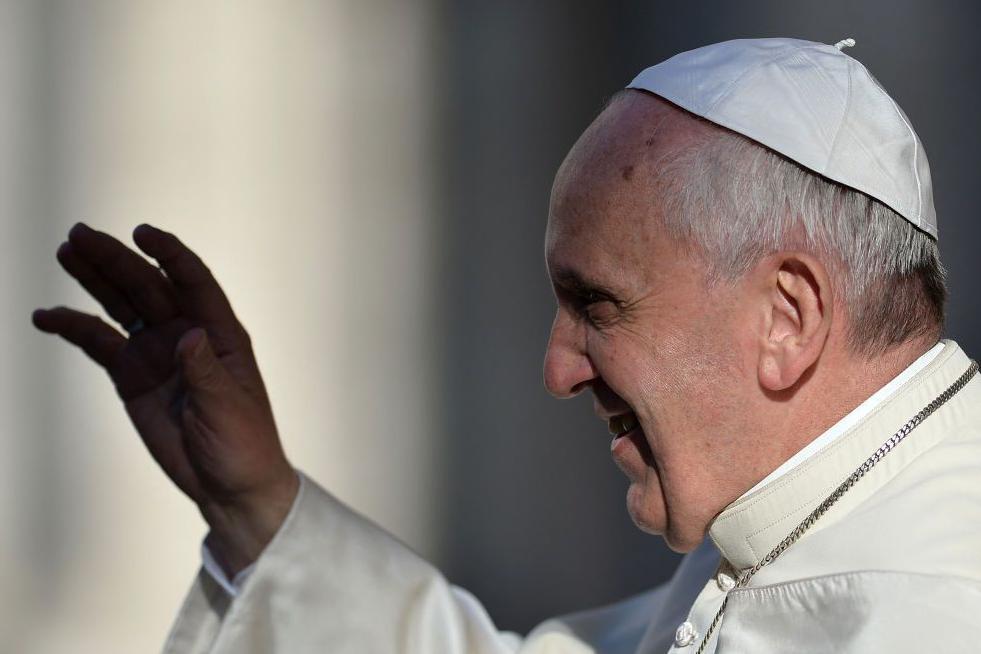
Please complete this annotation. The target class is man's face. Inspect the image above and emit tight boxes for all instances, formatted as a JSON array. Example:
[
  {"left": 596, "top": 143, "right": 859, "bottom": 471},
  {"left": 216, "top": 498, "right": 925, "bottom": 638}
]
[{"left": 543, "top": 92, "right": 757, "bottom": 552}]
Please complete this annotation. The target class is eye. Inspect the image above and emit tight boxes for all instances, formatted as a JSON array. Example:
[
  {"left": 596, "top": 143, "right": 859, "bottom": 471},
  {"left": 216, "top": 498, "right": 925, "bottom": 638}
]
[
  {"left": 584, "top": 297, "right": 619, "bottom": 325},
  {"left": 554, "top": 282, "right": 621, "bottom": 326},
  {"left": 572, "top": 291, "right": 619, "bottom": 326}
]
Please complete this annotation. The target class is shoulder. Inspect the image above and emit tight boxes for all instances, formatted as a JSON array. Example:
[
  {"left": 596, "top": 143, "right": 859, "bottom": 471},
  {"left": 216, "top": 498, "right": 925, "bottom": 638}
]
[
  {"left": 755, "top": 379, "right": 981, "bottom": 584},
  {"left": 830, "top": 407, "right": 981, "bottom": 580},
  {"left": 720, "top": 571, "right": 981, "bottom": 652}
]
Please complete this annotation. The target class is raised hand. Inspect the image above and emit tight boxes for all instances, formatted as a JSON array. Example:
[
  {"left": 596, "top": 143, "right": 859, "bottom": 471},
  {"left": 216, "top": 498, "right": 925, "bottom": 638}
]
[{"left": 32, "top": 222, "right": 299, "bottom": 575}]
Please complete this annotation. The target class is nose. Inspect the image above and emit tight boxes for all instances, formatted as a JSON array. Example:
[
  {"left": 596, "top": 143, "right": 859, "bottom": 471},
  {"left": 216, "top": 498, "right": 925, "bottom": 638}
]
[{"left": 543, "top": 308, "right": 598, "bottom": 399}]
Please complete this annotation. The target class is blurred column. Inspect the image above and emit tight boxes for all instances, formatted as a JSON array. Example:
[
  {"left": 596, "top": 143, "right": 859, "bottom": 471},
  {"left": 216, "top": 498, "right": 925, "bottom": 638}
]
[
  {"left": 0, "top": 1, "right": 47, "bottom": 652},
  {"left": 8, "top": 1, "right": 438, "bottom": 652}
]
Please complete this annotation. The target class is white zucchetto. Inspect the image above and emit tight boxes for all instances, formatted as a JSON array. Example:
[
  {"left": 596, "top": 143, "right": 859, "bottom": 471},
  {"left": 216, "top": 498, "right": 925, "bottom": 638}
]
[{"left": 627, "top": 37, "right": 937, "bottom": 238}]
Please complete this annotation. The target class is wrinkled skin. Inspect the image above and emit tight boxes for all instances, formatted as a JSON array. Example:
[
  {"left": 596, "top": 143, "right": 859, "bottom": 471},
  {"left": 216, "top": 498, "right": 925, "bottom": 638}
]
[{"left": 542, "top": 91, "right": 933, "bottom": 552}]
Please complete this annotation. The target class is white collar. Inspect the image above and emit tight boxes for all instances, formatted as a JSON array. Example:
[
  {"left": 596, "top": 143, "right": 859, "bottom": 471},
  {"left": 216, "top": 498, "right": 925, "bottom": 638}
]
[
  {"left": 711, "top": 339, "right": 967, "bottom": 571},
  {"left": 738, "top": 341, "right": 945, "bottom": 500}
]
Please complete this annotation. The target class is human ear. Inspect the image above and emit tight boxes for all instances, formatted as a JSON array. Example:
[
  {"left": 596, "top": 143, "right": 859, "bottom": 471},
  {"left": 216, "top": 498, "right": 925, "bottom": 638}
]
[{"left": 757, "top": 254, "right": 833, "bottom": 392}]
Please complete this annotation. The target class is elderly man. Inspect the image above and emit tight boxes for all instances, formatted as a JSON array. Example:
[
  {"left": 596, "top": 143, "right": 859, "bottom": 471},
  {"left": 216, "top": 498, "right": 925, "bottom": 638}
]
[{"left": 32, "top": 37, "right": 981, "bottom": 653}]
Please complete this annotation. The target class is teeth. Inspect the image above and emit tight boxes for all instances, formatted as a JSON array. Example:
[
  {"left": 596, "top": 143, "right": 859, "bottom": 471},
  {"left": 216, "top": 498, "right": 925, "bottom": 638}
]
[{"left": 608, "top": 413, "right": 638, "bottom": 437}]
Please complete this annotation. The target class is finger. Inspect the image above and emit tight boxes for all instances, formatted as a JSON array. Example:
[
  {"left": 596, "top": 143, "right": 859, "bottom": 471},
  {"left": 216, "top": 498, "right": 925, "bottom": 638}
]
[
  {"left": 32, "top": 306, "right": 127, "bottom": 370},
  {"left": 132, "top": 225, "right": 244, "bottom": 337},
  {"left": 56, "top": 241, "right": 142, "bottom": 330},
  {"left": 67, "top": 222, "right": 179, "bottom": 326}
]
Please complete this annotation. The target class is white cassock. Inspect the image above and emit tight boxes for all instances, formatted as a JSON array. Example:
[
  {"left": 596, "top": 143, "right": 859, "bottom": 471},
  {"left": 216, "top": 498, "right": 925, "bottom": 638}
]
[{"left": 162, "top": 340, "right": 981, "bottom": 653}]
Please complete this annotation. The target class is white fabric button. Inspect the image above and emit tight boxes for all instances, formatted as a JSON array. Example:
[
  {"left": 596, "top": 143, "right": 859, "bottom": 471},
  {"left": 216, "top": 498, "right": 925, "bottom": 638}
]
[
  {"left": 716, "top": 571, "right": 736, "bottom": 591},
  {"left": 674, "top": 621, "right": 697, "bottom": 648}
]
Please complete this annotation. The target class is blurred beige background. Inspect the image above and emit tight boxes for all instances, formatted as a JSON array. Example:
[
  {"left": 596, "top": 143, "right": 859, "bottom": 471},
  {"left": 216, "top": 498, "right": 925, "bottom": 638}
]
[
  {"left": 5, "top": 1, "right": 442, "bottom": 651},
  {"left": 7, "top": 1, "right": 981, "bottom": 652}
]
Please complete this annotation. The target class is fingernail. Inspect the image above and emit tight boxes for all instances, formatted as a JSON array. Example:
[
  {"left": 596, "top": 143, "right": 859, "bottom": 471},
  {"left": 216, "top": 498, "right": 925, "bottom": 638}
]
[
  {"left": 133, "top": 223, "right": 159, "bottom": 241},
  {"left": 184, "top": 327, "right": 206, "bottom": 352}
]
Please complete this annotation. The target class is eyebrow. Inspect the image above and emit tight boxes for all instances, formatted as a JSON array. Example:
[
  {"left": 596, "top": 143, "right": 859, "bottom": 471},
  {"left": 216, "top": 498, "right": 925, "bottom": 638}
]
[{"left": 551, "top": 267, "right": 621, "bottom": 300}]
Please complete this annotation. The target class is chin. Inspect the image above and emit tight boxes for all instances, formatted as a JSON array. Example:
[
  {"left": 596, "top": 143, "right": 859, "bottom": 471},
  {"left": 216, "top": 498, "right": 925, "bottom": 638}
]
[
  {"left": 625, "top": 482, "right": 666, "bottom": 535},
  {"left": 660, "top": 529, "right": 704, "bottom": 554},
  {"left": 626, "top": 483, "right": 704, "bottom": 554}
]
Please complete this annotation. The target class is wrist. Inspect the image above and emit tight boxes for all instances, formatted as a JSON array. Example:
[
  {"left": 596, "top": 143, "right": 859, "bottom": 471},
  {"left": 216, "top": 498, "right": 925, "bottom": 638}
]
[{"left": 201, "top": 469, "right": 300, "bottom": 577}]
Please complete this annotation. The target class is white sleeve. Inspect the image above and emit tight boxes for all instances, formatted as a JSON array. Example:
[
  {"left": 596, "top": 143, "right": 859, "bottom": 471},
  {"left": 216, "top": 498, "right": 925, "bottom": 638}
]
[
  {"left": 162, "top": 471, "right": 605, "bottom": 654},
  {"left": 200, "top": 539, "right": 255, "bottom": 597}
]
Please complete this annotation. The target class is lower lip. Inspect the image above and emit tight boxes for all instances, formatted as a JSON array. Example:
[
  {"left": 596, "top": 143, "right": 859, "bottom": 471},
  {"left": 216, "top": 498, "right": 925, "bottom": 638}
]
[
  {"left": 611, "top": 426, "right": 656, "bottom": 466},
  {"left": 611, "top": 426, "right": 640, "bottom": 454}
]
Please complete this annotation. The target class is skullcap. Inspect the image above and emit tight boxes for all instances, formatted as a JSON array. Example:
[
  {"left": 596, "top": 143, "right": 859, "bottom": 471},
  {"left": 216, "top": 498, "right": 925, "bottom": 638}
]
[{"left": 627, "top": 37, "right": 937, "bottom": 238}]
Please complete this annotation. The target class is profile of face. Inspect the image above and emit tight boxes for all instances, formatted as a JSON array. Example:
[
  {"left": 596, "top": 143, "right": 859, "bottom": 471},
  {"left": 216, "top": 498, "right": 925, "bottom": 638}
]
[{"left": 543, "top": 92, "right": 767, "bottom": 553}]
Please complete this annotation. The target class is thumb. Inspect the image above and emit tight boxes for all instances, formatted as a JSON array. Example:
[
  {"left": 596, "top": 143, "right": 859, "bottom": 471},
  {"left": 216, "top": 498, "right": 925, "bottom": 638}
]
[{"left": 178, "top": 328, "right": 229, "bottom": 395}]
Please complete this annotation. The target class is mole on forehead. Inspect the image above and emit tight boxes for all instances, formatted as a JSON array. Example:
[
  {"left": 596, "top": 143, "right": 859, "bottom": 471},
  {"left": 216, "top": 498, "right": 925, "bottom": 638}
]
[
  {"left": 592, "top": 138, "right": 688, "bottom": 191},
  {"left": 605, "top": 95, "right": 710, "bottom": 165}
]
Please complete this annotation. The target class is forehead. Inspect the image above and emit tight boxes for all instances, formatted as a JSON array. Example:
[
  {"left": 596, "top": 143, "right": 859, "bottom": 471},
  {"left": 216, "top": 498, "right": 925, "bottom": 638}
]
[{"left": 545, "top": 92, "right": 707, "bottom": 289}]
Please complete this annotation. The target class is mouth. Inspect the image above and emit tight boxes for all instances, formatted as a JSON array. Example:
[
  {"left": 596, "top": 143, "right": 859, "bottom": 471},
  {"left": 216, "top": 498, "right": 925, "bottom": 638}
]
[
  {"left": 608, "top": 412, "right": 639, "bottom": 440},
  {"left": 607, "top": 411, "right": 656, "bottom": 467}
]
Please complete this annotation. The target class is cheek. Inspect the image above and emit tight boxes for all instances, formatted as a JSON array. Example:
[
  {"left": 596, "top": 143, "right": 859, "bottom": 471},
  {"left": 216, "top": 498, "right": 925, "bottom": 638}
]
[
  {"left": 654, "top": 351, "right": 736, "bottom": 460},
  {"left": 656, "top": 312, "right": 742, "bottom": 405},
  {"left": 629, "top": 331, "right": 735, "bottom": 497},
  {"left": 588, "top": 334, "right": 654, "bottom": 398},
  {"left": 627, "top": 329, "right": 704, "bottom": 425}
]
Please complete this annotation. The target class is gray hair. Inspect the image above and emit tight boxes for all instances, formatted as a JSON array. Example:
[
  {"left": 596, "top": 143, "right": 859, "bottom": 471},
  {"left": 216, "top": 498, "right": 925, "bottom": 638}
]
[{"left": 654, "top": 121, "right": 946, "bottom": 357}]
